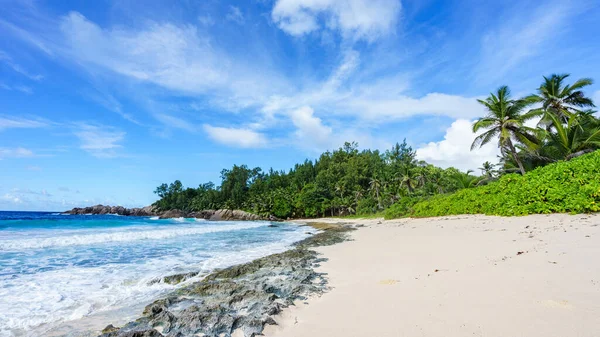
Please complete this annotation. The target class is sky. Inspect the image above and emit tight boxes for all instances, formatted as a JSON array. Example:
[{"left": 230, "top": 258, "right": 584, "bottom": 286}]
[{"left": 1, "top": 0, "right": 599, "bottom": 211}]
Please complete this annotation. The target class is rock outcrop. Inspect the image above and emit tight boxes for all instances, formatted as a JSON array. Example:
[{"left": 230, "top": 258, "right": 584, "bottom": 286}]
[
  {"left": 98, "top": 225, "right": 354, "bottom": 337},
  {"left": 64, "top": 205, "right": 156, "bottom": 216},
  {"left": 188, "top": 209, "right": 277, "bottom": 221},
  {"left": 63, "top": 205, "right": 279, "bottom": 221}
]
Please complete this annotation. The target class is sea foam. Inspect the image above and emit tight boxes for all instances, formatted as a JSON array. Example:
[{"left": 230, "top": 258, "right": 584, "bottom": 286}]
[
  {"left": 0, "top": 222, "right": 265, "bottom": 250},
  {"left": 0, "top": 214, "right": 309, "bottom": 337}
]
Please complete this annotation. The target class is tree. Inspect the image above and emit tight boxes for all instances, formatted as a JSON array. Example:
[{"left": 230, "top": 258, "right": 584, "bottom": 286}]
[
  {"left": 369, "top": 177, "right": 383, "bottom": 209},
  {"left": 478, "top": 161, "right": 496, "bottom": 178},
  {"left": 525, "top": 74, "right": 595, "bottom": 129},
  {"left": 471, "top": 86, "right": 539, "bottom": 175},
  {"left": 451, "top": 170, "right": 479, "bottom": 189},
  {"left": 538, "top": 113, "right": 600, "bottom": 161}
]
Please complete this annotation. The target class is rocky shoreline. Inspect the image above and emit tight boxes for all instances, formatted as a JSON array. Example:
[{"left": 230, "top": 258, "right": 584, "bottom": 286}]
[
  {"left": 63, "top": 205, "right": 278, "bottom": 221},
  {"left": 97, "top": 222, "right": 354, "bottom": 337}
]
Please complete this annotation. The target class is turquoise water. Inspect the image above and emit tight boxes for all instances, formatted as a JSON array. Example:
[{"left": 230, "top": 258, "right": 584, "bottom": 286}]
[{"left": 0, "top": 212, "right": 310, "bottom": 337}]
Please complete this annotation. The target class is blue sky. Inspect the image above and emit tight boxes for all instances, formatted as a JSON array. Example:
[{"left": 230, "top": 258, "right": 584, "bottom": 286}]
[{"left": 1, "top": 0, "right": 599, "bottom": 211}]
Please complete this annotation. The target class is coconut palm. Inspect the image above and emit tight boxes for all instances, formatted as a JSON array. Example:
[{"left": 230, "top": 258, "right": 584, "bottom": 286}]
[
  {"left": 396, "top": 166, "right": 417, "bottom": 194},
  {"left": 369, "top": 177, "right": 383, "bottom": 209},
  {"left": 471, "top": 86, "right": 539, "bottom": 175},
  {"left": 478, "top": 161, "right": 496, "bottom": 178},
  {"left": 538, "top": 113, "right": 600, "bottom": 161},
  {"left": 451, "top": 170, "right": 479, "bottom": 189},
  {"left": 525, "top": 74, "right": 595, "bottom": 129}
]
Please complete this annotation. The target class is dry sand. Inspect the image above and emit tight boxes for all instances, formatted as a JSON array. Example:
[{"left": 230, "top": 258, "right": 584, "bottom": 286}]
[{"left": 264, "top": 214, "right": 600, "bottom": 337}]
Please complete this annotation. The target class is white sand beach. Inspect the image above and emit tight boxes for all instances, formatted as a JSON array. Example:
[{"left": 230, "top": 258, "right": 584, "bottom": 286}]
[{"left": 264, "top": 214, "right": 600, "bottom": 337}]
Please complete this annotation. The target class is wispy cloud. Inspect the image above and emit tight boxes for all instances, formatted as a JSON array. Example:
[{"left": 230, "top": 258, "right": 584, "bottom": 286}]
[
  {"left": 73, "top": 123, "right": 125, "bottom": 158},
  {"left": 474, "top": 1, "right": 574, "bottom": 85},
  {"left": 0, "top": 50, "right": 44, "bottom": 81},
  {"left": 1, "top": 193, "right": 23, "bottom": 204},
  {"left": 0, "top": 115, "right": 48, "bottom": 130},
  {"left": 203, "top": 124, "right": 268, "bottom": 148},
  {"left": 198, "top": 15, "right": 215, "bottom": 27},
  {"left": 11, "top": 188, "right": 52, "bottom": 197},
  {"left": 154, "top": 114, "right": 197, "bottom": 132},
  {"left": 226, "top": 6, "right": 245, "bottom": 25},
  {"left": 0, "top": 147, "right": 34, "bottom": 159}
]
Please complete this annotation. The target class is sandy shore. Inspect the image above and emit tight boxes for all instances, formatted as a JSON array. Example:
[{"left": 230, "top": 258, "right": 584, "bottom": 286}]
[{"left": 264, "top": 214, "right": 600, "bottom": 337}]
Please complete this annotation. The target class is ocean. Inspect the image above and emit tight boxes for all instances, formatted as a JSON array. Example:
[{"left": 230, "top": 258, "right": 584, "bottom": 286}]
[{"left": 0, "top": 211, "right": 310, "bottom": 337}]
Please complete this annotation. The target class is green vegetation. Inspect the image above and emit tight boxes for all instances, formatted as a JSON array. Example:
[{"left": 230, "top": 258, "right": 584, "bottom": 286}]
[
  {"left": 154, "top": 73, "right": 599, "bottom": 219},
  {"left": 153, "top": 140, "right": 475, "bottom": 218},
  {"left": 385, "top": 150, "right": 600, "bottom": 218}
]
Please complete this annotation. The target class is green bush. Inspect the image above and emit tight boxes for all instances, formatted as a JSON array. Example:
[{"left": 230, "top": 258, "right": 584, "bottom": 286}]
[
  {"left": 384, "top": 196, "right": 424, "bottom": 219},
  {"left": 356, "top": 197, "right": 378, "bottom": 215},
  {"left": 386, "top": 150, "right": 600, "bottom": 219}
]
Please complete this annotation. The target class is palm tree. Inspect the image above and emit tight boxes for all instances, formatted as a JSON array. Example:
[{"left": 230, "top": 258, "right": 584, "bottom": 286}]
[
  {"left": 396, "top": 166, "right": 417, "bottom": 194},
  {"left": 451, "top": 170, "right": 479, "bottom": 189},
  {"left": 478, "top": 161, "right": 496, "bottom": 178},
  {"left": 471, "top": 86, "right": 539, "bottom": 175},
  {"left": 369, "top": 178, "right": 383, "bottom": 209},
  {"left": 539, "top": 113, "right": 600, "bottom": 161},
  {"left": 525, "top": 74, "right": 595, "bottom": 129}
]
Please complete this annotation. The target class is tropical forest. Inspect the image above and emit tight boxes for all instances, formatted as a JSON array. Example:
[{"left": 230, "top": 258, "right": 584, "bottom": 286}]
[{"left": 153, "top": 74, "right": 600, "bottom": 219}]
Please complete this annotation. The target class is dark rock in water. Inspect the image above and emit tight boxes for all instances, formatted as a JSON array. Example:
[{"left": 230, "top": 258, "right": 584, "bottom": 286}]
[
  {"left": 100, "top": 329, "right": 163, "bottom": 337},
  {"left": 63, "top": 205, "right": 156, "bottom": 217},
  {"left": 97, "top": 225, "right": 353, "bottom": 337},
  {"left": 101, "top": 325, "right": 120, "bottom": 334},
  {"left": 63, "top": 205, "right": 278, "bottom": 222},
  {"left": 157, "top": 209, "right": 186, "bottom": 219},
  {"left": 148, "top": 272, "right": 201, "bottom": 285}
]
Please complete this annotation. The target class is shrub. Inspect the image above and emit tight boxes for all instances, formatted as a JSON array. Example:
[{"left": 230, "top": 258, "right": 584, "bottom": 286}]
[
  {"left": 384, "top": 196, "right": 424, "bottom": 219},
  {"left": 386, "top": 150, "right": 600, "bottom": 219}
]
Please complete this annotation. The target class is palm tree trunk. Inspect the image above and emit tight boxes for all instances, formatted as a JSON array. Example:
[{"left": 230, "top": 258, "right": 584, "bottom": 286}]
[
  {"left": 376, "top": 188, "right": 381, "bottom": 209},
  {"left": 506, "top": 139, "right": 526, "bottom": 175},
  {"left": 566, "top": 149, "right": 594, "bottom": 160}
]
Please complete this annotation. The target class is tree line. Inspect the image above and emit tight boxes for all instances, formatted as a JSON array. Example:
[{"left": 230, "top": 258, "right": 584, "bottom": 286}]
[{"left": 154, "top": 73, "right": 598, "bottom": 218}]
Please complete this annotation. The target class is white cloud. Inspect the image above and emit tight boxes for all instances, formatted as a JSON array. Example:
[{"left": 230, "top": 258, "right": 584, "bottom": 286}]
[
  {"left": 226, "top": 6, "right": 245, "bottom": 24},
  {"left": 0, "top": 50, "right": 44, "bottom": 81},
  {"left": 198, "top": 15, "right": 215, "bottom": 26},
  {"left": 73, "top": 123, "right": 125, "bottom": 158},
  {"left": 203, "top": 124, "right": 268, "bottom": 148},
  {"left": 14, "top": 85, "right": 33, "bottom": 94},
  {"left": 416, "top": 119, "right": 500, "bottom": 172},
  {"left": 475, "top": 2, "right": 573, "bottom": 84},
  {"left": 11, "top": 188, "right": 52, "bottom": 197},
  {"left": 271, "top": 0, "right": 401, "bottom": 41},
  {"left": 1, "top": 193, "right": 23, "bottom": 204},
  {"left": 289, "top": 106, "right": 332, "bottom": 150},
  {"left": 58, "top": 11, "right": 282, "bottom": 103},
  {"left": 0, "top": 147, "right": 34, "bottom": 159},
  {"left": 0, "top": 116, "right": 47, "bottom": 130},
  {"left": 154, "top": 114, "right": 197, "bottom": 132},
  {"left": 342, "top": 92, "right": 485, "bottom": 121}
]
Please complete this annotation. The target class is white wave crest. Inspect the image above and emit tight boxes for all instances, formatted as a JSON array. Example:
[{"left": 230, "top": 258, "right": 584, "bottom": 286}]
[{"left": 0, "top": 223, "right": 266, "bottom": 250}]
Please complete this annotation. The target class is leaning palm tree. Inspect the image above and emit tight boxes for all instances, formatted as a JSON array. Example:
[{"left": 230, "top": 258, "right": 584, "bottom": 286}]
[
  {"left": 525, "top": 74, "right": 595, "bottom": 129},
  {"left": 471, "top": 86, "right": 539, "bottom": 175},
  {"left": 539, "top": 113, "right": 600, "bottom": 161}
]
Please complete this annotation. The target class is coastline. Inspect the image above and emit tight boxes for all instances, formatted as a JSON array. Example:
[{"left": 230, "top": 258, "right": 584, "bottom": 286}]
[
  {"left": 266, "top": 214, "right": 600, "bottom": 337},
  {"left": 96, "top": 221, "right": 356, "bottom": 337}
]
